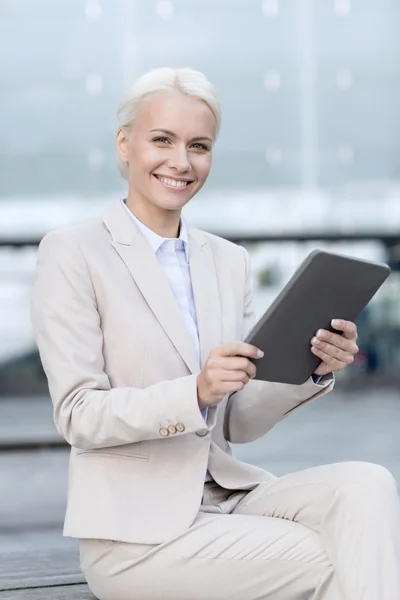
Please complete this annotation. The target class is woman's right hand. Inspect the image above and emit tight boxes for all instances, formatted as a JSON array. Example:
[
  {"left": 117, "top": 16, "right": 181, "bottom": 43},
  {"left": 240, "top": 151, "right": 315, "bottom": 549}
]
[{"left": 196, "top": 342, "right": 264, "bottom": 409}]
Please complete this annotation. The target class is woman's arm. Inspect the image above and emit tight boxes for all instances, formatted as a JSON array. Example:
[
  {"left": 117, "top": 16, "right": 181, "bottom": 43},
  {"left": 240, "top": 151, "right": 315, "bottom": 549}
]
[
  {"left": 31, "top": 231, "right": 212, "bottom": 450},
  {"left": 223, "top": 248, "right": 334, "bottom": 444}
]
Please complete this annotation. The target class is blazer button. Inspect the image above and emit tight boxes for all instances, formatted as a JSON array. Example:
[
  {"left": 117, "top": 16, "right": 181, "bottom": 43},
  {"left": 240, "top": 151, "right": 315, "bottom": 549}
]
[
  {"left": 176, "top": 423, "right": 185, "bottom": 433},
  {"left": 196, "top": 429, "right": 208, "bottom": 437},
  {"left": 167, "top": 425, "right": 177, "bottom": 435},
  {"left": 159, "top": 427, "right": 169, "bottom": 437}
]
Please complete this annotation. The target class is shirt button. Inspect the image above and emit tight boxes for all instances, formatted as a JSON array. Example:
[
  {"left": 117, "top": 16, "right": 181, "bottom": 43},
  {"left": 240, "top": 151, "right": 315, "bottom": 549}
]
[
  {"left": 176, "top": 423, "right": 185, "bottom": 433},
  {"left": 196, "top": 429, "right": 208, "bottom": 437},
  {"left": 159, "top": 427, "right": 169, "bottom": 437},
  {"left": 167, "top": 425, "right": 177, "bottom": 435}
]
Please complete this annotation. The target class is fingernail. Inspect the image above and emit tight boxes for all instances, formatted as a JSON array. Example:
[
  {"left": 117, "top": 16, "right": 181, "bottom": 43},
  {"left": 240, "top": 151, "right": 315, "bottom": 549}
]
[
  {"left": 257, "top": 350, "right": 264, "bottom": 358},
  {"left": 311, "top": 337, "right": 317, "bottom": 344},
  {"left": 332, "top": 319, "right": 340, "bottom": 327}
]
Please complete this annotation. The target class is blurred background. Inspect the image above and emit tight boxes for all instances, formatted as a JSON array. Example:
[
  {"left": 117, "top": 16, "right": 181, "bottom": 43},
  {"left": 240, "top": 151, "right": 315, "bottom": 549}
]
[{"left": 1, "top": 0, "right": 399, "bottom": 585}]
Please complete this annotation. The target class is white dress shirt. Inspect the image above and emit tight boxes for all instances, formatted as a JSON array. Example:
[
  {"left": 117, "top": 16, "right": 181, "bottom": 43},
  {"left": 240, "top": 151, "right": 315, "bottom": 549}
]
[{"left": 121, "top": 199, "right": 212, "bottom": 481}]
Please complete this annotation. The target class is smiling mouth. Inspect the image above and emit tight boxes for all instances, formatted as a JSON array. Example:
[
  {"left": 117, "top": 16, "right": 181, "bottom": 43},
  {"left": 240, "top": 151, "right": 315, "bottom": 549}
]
[{"left": 153, "top": 174, "right": 194, "bottom": 189}]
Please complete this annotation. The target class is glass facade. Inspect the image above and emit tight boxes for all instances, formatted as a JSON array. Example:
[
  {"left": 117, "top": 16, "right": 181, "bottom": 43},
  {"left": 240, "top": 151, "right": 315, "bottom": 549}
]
[{"left": 1, "top": 0, "right": 399, "bottom": 197}]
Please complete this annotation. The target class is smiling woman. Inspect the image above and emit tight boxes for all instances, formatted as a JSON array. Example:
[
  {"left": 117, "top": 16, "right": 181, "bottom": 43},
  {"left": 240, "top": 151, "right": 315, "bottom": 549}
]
[
  {"left": 115, "top": 67, "right": 220, "bottom": 238},
  {"left": 31, "top": 66, "right": 400, "bottom": 600}
]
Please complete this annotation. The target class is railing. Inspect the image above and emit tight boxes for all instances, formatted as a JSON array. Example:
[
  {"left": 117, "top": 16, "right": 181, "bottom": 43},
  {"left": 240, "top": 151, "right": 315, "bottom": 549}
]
[
  {"left": 1, "top": 231, "right": 400, "bottom": 245},
  {"left": 4, "top": 231, "right": 399, "bottom": 270}
]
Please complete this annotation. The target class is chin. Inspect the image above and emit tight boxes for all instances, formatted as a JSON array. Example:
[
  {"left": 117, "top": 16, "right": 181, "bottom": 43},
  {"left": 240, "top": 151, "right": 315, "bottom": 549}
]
[
  {"left": 161, "top": 200, "right": 191, "bottom": 211},
  {"left": 154, "top": 194, "right": 194, "bottom": 211}
]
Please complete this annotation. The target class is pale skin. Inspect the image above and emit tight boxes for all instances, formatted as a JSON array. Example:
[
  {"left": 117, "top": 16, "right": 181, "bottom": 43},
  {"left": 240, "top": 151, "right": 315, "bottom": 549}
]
[{"left": 115, "top": 89, "right": 359, "bottom": 409}]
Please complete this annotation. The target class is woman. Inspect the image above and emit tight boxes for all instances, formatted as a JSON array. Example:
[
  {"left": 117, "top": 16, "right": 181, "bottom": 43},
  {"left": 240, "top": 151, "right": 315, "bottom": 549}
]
[{"left": 31, "top": 67, "right": 400, "bottom": 600}]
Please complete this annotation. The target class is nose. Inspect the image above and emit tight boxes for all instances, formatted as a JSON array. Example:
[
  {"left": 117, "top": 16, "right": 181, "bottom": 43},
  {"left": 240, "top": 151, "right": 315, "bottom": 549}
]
[{"left": 168, "top": 145, "right": 191, "bottom": 173}]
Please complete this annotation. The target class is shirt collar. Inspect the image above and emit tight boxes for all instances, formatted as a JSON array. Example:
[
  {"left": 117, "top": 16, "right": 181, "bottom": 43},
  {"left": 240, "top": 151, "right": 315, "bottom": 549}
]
[{"left": 121, "top": 199, "right": 190, "bottom": 262}]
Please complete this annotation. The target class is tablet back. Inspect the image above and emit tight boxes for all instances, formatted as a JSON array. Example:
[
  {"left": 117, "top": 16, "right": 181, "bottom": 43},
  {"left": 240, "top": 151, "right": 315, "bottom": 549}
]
[{"left": 245, "top": 249, "right": 391, "bottom": 385}]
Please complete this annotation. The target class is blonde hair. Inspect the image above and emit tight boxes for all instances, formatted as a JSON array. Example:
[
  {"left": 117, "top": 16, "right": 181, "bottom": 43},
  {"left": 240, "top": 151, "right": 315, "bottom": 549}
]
[{"left": 116, "top": 67, "right": 221, "bottom": 180}]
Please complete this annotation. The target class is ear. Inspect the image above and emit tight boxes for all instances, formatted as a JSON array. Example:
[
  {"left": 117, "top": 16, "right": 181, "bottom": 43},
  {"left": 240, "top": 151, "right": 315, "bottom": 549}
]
[{"left": 116, "top": 127, "right": 130, "bottom": 165}]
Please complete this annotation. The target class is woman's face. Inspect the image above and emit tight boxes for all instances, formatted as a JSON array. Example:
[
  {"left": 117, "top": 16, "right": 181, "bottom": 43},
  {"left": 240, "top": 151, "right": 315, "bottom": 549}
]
[{"left": 117, "top": 90, "right": 216, "bottom": 212}]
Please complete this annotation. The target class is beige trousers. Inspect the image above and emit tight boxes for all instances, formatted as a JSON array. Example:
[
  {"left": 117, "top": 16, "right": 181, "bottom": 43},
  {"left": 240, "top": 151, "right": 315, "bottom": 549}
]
[{"left": 79, "top": 462, "right": 400, "bottom": 600}]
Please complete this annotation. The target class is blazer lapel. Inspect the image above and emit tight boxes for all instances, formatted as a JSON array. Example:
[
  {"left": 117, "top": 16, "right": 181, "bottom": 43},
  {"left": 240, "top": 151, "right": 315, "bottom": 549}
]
[
  {"left": 103, "top": 202, "right": 199, "bottom": 374},
  {"left": 188, "top": 228, "right": 222, "bottom": 368}
]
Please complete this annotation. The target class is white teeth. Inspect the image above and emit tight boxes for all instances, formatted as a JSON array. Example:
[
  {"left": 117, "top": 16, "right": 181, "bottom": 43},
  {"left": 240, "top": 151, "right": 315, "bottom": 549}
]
[{"left": 158, "top": 176, "right": 188, "bottom": 188}]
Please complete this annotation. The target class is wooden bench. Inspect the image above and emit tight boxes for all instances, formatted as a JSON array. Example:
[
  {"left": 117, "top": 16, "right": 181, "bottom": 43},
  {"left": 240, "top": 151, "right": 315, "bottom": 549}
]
[{"left": 0, "top": 547, "right": 95, "bottom": 600}]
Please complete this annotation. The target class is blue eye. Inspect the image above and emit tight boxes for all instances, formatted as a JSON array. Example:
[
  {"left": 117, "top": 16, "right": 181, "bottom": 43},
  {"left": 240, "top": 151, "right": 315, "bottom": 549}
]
[
  {"left": 153, "top": 137, "right": 169, "bottom": 143},
  {"left": 192, "top": 143, "right": 210, "bottom": 151}
]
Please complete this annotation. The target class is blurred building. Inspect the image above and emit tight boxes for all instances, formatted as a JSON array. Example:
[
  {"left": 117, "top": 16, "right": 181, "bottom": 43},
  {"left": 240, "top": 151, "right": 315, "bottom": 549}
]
[
  {"left": 0, "top": 0, "right": 399, "bottom": 385},
  {"left": 1, "top": 0, "right": 400, "bottom": 194}
]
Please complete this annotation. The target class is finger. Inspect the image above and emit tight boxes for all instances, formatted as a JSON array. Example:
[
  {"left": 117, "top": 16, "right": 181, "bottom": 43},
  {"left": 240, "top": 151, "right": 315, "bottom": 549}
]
[
  {"left": 313, "top": 362, "right": 331, "bottom": 377},
  {"left": 218, "top": 380, "right": 248, "bottom": 395},
  {"left": 312, "top": 331, "right": 359, "bottom": 354},
  {"left": 219, "top": 356, "right": 257, "bottom": 378},
  {"left": 311, "top": 345, "right": 352, "bottom": 370},
  {"left": 311, "top": 340, "right": 355, "bottom": 364},
  {"left": 208, "top": 356, "right": 256, "bottom": 381},
  {"left": 331, "top": 319, "right": 358, "bottom": 340},
  {"left": 216, "top": 342, "right": 264, "bottom": 360},
  {"left": 218, "top": 369, "right": 251, "bottom": 384}
]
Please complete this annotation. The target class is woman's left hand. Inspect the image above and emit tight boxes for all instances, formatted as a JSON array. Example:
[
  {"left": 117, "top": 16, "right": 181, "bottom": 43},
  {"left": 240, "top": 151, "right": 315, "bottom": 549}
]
[{"left": 311, "top": 319, "right": 359, "bottom": 377}]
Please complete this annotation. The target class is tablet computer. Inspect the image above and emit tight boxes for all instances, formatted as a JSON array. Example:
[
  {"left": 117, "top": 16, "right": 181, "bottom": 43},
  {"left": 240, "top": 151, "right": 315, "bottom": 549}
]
[{"left": 245, "top": 249, "right": 391, "bottom": 385}]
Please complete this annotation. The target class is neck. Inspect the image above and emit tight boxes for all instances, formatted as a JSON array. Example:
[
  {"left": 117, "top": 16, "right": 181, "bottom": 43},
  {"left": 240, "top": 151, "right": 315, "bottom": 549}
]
[{"left": 125, "top": 193, "right": 181, "bottom": 238}]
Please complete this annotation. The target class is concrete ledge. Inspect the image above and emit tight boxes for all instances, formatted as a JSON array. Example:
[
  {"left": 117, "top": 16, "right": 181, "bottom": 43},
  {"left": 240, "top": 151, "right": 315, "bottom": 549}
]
[
  {"left": 0, "top": 543, "right": 95, "bottom": 599},
  {"left": 0, "top": 584, "right": 94, "bottom": 600},
  {"left": 0, "top": 547, "right": 84, "bottom": 591}
]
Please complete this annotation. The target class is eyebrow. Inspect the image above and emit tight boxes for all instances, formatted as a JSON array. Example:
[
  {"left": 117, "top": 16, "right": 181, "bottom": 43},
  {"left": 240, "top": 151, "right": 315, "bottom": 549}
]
[{"left": 149, "top": 128, "right": 214, "bottom": 143}]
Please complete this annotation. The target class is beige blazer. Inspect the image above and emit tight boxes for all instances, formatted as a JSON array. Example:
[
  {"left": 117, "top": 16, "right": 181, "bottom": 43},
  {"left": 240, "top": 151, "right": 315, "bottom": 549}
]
[{"left": 31, "top": 200, "right": 334, "bottom": 544}]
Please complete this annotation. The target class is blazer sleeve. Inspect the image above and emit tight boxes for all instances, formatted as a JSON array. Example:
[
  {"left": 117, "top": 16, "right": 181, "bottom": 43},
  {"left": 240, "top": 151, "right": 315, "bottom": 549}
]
[
  {"left": 31, "top": 231, "right": 211, "bottom": 450},
  {"left": 223, "top": 247, "right": 334, "bottom": 444}
]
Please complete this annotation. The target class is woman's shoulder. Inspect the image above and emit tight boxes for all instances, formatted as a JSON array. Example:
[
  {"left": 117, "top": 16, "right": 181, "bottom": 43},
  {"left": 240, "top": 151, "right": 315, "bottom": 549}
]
[
  {"left": 36, "top": 217, "right": 111, "bottom": 273},
  {"left": 38, "top": 216, "right": 107, "bottom": 250}
]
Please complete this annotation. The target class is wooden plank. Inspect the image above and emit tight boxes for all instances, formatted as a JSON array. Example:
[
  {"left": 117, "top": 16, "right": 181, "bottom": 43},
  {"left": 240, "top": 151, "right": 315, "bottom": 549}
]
[
  {"left": 0, "top": 549, "right": 84, "bottom": 591},
  {"left": 0, "top": 584, "right": 95, "bottom": 600}
]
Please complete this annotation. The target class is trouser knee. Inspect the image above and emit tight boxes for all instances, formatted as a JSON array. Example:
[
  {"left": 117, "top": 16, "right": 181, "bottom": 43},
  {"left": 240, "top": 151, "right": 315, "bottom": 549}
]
[{"left": 334, "top": 461, "right": 398, "bottom": 504}]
